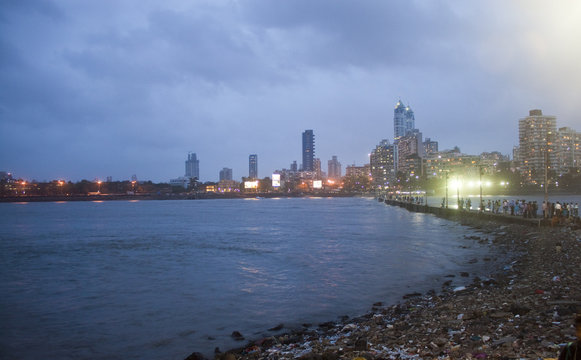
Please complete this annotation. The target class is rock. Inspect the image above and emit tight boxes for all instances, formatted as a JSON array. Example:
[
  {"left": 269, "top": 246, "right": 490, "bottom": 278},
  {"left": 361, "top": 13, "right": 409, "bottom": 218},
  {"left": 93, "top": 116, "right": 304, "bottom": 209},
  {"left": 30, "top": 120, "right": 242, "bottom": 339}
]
[
  {"left": 268, "top": 323, "right": 284, "bottom": 331},
  {"left": 403, "top": 292, "right": 422, "bottom": 299},
  {"left": 184, "top": 352, "right": 207, "bottom": 360},
  {"left": 231, "top": 331, "right": 244, "bottom": 341}
]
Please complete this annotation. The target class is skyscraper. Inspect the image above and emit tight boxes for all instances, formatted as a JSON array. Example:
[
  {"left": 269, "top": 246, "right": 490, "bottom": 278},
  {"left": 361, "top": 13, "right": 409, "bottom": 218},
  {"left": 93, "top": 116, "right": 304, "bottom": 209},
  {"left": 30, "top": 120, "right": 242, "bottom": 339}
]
[
  {"left": 393, "top": 100, "right": 415, "bottom": 140},
  {"left": 518, "top": 109, "right": 557, "bottom": 184},
  {"left": 185, "top": 152, "right": 200, "bottom": 179},
  {"left": 328, "top": 156, "right": 342, "bottom": 179},
  {"left": 249, "top": 154, "right": 258, "bottom": 179},
  {"left": 302, "top": 130, "right": 315, "bottom": 171}
]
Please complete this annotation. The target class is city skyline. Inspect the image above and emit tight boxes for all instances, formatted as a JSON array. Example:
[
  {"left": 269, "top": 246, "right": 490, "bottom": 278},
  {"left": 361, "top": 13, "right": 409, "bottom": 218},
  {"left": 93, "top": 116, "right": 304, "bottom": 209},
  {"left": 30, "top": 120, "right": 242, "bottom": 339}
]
[{"left": 2, "top": 1, "right": 581, "bottom": 182}]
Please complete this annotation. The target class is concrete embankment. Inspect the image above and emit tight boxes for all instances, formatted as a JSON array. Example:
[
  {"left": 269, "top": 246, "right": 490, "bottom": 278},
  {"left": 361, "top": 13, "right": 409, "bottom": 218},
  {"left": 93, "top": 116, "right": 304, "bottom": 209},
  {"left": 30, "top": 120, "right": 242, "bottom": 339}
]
[{"left": 381, "top": 198, "right": 551, "bottom": 227}]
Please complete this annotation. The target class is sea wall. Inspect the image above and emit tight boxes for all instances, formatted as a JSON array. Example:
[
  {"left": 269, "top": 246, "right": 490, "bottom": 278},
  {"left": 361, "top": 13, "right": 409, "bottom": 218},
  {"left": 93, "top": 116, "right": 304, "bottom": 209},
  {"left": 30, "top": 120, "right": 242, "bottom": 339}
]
[{"left": 382, "top": 198, "right": 550, "bottom": 227}]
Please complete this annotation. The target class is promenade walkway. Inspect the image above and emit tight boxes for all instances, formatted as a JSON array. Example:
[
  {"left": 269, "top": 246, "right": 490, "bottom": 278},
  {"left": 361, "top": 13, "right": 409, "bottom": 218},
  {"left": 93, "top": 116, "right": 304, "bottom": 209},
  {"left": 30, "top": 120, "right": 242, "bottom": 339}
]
[{"left": 380, "top": 197, "right": 573, "bottom": 227}]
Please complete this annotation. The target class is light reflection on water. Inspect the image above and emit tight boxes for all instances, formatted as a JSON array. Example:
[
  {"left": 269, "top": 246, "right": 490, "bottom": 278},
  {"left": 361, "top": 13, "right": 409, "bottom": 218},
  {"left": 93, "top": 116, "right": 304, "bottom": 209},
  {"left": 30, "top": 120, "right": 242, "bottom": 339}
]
[{"left": 0, "top": 197, "right": 504, "bottom": 360}]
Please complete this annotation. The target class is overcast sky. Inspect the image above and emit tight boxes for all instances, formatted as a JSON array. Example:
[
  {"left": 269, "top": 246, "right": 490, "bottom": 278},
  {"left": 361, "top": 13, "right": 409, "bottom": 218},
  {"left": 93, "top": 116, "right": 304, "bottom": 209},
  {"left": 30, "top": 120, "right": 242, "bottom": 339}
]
[{"left": 1, "top": 0, "right": 580, "bottom": 182}]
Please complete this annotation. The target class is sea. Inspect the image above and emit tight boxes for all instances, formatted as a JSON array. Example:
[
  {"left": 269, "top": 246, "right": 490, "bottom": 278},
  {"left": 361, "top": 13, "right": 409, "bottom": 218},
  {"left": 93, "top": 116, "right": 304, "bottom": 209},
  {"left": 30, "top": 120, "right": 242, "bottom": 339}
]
[{"left": 0, "top": 197, "right": 511, "bottom": 360}]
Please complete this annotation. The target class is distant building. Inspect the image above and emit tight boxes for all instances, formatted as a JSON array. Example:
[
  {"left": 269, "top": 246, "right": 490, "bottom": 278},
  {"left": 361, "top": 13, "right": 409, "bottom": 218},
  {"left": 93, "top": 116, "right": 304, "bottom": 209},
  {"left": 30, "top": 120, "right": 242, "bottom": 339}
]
[
  {"left": 424, "top": 150, "right": 480, "bottom": 179},
  {"left": 345, "top": 164, "right": 371, "bottom": 178},
  {"left": 185, "top": 152, "right": 200, "bottom": 180},
  {"left": 396, "top": 129, "right": 424, "bottom": 175},
  {"left": 219, "top": 167, "right": 233, "bottom": 181},
  {"left": 290, "top": 161, "right": 298, "bottom": 172},
  {"left": 217, "top": 180, "right": 239, "bottom": 192},
  {"left": 0, "top": 171, "right": 13, "bottom": 181},
  {"left": 169, "top": 177, "right": 190, "bottom": 189},
  {"left": 518, "top": 109, "right": 557, "bottom": 184},
  {"left": 302, "top": 130, "right": 315, "bottom": 171},
  {"left": 555, "top": 127, "right": 581, "bottom": 175},
  {"left": 370, "top": 140, "right": 395, "bottom": 189},
  {"left": 249, "top": 154, "right": 258, "bottom": 179},
  {"left": 393, "top": 100, "right": 415, "bottom": 140},
  {"left": 423, "top": 138, "right": 439, "bottom": 155},
  {"left": 313, "top": 158, "right": 323, "bottom": 179},
  {"left": 327, "top": 156, "right": 342, "bottom": 179}
]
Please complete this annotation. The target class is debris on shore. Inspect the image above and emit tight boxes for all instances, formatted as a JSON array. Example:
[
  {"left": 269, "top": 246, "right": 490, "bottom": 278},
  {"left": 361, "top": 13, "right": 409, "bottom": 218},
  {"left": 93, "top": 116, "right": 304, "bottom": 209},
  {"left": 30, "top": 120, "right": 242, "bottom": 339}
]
[{"left": 186, "top": 219, "right": 581, "bottom": 360}]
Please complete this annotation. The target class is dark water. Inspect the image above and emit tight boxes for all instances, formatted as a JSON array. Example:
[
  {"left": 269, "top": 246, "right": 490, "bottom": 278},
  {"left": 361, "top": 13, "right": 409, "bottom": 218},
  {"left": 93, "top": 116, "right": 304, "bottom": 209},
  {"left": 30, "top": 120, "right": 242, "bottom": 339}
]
[{"left": 0, "top": 197, "right": 503, "bottom": 359}]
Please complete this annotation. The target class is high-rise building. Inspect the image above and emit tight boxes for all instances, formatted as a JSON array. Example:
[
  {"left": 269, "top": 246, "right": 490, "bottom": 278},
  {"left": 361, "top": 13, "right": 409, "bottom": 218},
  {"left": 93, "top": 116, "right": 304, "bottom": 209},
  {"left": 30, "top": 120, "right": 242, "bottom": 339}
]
[
  {"left": 518, "top": 109, "right": 557, "bottom": 184},
  {"left": 370, "top": 140, "right": 395, "bottom": 189},
  {"left": 249, "top": 154, "right": 258, "bottom": 179},
  {"left": 327, "top": 156, "right": 342, "bottom": 179},
  {"left": 313, "top": 158, "right": 323, "bottom": 179},
  {"left": 219, "top": 167, "right": 233, "bottom": 181},
  {"left": 185, "top": 152, "right": 200, "bottom": 179},
  {"left": 555, "top": 127, "right": 581, "bottom": 175},
  {"left": 302, "top": 130, "right": 315, "bottom": 171},
  {"left": 290, "top": 161, "right": 298, "bottom": 172},
  {"left": 394, "top": 100, "right": 415, "bottom": 140},
  {"left": 396, "top": 129, "right": 424, "bottom": 175}
]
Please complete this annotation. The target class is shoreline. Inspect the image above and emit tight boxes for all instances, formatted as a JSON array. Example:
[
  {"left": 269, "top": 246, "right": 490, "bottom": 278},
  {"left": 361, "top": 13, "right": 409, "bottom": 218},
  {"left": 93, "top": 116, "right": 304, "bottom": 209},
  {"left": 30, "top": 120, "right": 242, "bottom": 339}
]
[
  {"left": 0, "top": 192, "right": 356, "bottom": 203},
  {"left": 187, "top": 212, "right": 581, "bottom": 359}
]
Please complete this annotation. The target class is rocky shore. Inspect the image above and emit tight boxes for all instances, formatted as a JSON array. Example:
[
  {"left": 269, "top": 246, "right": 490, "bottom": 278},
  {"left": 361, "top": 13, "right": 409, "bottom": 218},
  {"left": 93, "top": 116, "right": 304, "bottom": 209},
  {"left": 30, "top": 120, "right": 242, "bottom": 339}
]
[{"left": 186, "top": 217, "right": 581, "bottom": 360}]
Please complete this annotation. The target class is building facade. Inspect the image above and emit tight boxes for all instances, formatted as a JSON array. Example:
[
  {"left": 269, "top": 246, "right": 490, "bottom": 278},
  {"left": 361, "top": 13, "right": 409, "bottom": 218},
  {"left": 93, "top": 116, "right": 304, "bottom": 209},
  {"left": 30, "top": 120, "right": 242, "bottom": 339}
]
[
  {"left": 396, "top": 129, "right": 424, "bottom": 176},
  {"left": 518, "top": 109, "right": 557, "bottom": 185},
  {"left": 393, "top": 100, "right": 415, "bottom": 140},
  {"left": 370, "top": 140, "right": 395, "bottom": 189},
  {"left": 327, "top": 156, "right": 342, "bottom": 179},
  {"left": 555, "top": 127, "right": 581, "bottom": 175},
  {"left": 302, "top": 130, "right": 315, "bottom": 171},
  {"left": 423, "top": 138, "right": 439, "bottom": 155},
  {"left": 313, "top": 158, "right": 323, "bottom": 179},
  {"left": 185, "top": 152, "right": 199, "bottom": 179},
  {"left": 345, "top": 164, "right": 371, "bottom": 178},
  {"left": 219, "top": 167, "right": 233, "bottom": 181},
  {"left": 249, "top": 154, "right": 258, "bottom": 179}
]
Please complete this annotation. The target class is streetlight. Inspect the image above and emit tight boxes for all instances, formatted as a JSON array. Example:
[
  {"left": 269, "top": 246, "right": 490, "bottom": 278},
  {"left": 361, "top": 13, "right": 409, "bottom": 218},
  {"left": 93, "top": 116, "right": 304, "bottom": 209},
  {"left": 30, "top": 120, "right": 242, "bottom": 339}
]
[
  {"left": 445, "top": 171, "right": 449, "bottom": 208},
  {"left": 97, "top": 181, "right": 102, "bottom": 194},
  {"left": 479, "top": 165, "right": 483, "bottom": 212}
]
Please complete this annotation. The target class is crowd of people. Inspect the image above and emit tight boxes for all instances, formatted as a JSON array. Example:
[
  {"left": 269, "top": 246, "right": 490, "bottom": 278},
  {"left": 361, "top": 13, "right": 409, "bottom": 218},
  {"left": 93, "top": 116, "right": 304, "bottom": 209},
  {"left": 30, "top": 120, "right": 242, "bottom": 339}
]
[{"left": 441, "top": 197, "right": 580, "bottom": 220}]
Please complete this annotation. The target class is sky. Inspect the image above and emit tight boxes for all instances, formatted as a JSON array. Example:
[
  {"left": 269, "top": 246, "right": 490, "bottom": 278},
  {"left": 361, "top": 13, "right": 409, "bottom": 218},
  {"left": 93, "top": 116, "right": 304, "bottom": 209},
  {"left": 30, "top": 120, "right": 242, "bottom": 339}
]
[{"left": 1, "top": 0, "right": 581, "bottom": 183}]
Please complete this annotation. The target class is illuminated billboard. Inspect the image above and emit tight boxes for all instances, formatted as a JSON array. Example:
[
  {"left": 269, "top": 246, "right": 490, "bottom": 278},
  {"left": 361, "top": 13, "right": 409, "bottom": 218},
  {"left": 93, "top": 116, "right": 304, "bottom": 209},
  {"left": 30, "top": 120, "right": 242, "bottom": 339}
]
[
  {"left": 244, "top": 180, "right": 258, "bottom": 189},
  {"left": 272, "top": 174, "right": 281, "bottom": 187},
  {"left": 313, "top": 180, "right": 323, "bottom": 189}
]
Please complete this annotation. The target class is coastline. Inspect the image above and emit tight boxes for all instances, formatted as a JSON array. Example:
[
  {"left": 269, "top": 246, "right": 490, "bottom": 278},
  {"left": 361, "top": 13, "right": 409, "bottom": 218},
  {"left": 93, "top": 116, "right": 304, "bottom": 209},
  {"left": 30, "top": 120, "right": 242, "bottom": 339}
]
[{"left": 187, "top": 213, "right": 581, "bottom": 359}]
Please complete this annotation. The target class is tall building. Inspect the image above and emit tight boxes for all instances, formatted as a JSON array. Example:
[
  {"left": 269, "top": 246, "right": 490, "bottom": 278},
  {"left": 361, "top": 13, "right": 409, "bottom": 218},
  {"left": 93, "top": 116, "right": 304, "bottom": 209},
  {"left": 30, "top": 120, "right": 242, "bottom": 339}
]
[
  {"left": 302, "top": 130, "right": 315, "bottom": 171},
  {"left": 185, "top": 152, "right": 200, "bottom": 179},
  {"left": 290, "top": 161, "right": 298, "bottom": 172},
  {"left": 555, "top": 127, "right": 581, "bottom": 175},
  {"left": 370, "top": 140, "right": 395, "bottom": 189},
  {"left": 219, "top": 167, "right": 233, "bottom": 181},
  {"left": 518, "top": 109, "right": 557, "bottom": 184},
  {"left": 327, "top": 156, "right": 342, "bottom": 179},
  {"left": 396, "top": 129, "right": 424, "bottom": 175},
  {"left": 313, "top": 158, "right": 323, "bottom": 178},
  {"left": 249, "top": 154, "right": 258, "bottom": 179},
  {"left": 394, "top": 100, "right": 415, "bottom": 140}
]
